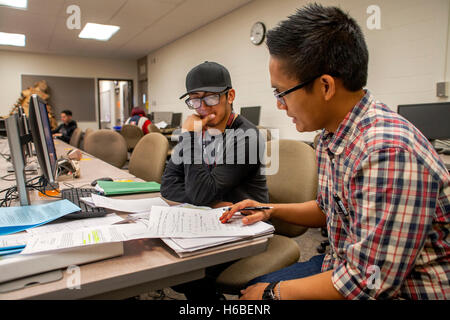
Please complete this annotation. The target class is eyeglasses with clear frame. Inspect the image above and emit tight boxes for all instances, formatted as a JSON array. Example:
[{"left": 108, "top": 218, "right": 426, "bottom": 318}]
[
  {"left": 273, "top": 76, "right": 319, "bottom": 106},
  {"left": 185, "top": 90, "right": 229, "bottom": 110}
]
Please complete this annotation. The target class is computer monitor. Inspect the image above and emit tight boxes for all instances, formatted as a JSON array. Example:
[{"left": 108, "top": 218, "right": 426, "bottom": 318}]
[
  {"left": 171, "top": 113, "right": 182, "bottom": 128},
  {"left": 153, "top": 111, "right": 173, "bottom": 125},
  {"left": 240, "top": 106, "right": 261, "bottom": 126},
  {"left": 397, "top": 102, "right": 450, "bottom": 141},
  {"left": 5, "top": 112, "right": 32, "bottom": 205},
  {"left": 28, "top": 94, "right": 58, "bottom": 185}
]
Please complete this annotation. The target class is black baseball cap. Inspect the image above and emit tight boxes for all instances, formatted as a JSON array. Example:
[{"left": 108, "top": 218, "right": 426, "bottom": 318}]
[{"left": 179, "top": 61, "right": 232, "bottom": 99}]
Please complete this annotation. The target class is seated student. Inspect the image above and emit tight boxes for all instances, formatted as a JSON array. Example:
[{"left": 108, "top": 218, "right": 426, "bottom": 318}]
[
  {"left": 125, "top": 107, "right": 152, "bottom": 134},
  {"left": 161, "top": 61, "right": 268, "bottom": 207},
  {"left": 51, "top": 109, "right": 77, "bottom": 143},
  {"left": 221, "top": 4, "right": 449, "bottom": 300},
  {"left": 161, "top": 61, "right": 269, "bottom": 300}
]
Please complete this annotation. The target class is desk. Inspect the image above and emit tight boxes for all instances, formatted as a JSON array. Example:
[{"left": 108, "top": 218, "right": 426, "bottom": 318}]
[{"left": 0, "top": 138, "right": 268, "bottom": 299}]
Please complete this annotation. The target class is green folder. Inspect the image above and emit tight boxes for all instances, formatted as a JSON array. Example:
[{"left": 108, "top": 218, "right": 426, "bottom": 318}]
[{"left": 96, "top": 181, "right": 161, "bottom": 196}]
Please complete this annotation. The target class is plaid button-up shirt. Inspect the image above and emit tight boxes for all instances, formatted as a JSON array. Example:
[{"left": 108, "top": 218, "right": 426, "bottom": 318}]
[{"left": 316, "top": 90, "right": 449, "bottom": 299}]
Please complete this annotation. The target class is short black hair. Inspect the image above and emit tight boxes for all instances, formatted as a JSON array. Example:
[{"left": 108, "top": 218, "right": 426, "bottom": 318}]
[
  {"left": 61, "top": 110, "right": 72, "bottom": 116},
  {"left": 266, "top": 3, "right": 368, "bottom": 92}
]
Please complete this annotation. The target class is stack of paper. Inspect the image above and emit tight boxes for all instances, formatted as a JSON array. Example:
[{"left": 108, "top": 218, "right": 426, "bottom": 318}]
[
  {"left": 81, "top": 194, "right": 169, "bottom": 213},
  {"left": 148, "top": 206, "right": 274, "bottom": 257}
]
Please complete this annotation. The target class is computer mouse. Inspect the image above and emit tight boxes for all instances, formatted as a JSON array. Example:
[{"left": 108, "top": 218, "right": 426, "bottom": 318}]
[{"left": 91, "top": 177, "right": 114, "bottom": 187}]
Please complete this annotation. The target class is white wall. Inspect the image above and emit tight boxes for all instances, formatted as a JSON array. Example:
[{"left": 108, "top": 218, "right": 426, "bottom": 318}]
[
  {"left": 0, "top": 50, "right": 137, "bottom": 130},
  {"left": 146, "top": 0, "right": 450, "bottom": 142}
]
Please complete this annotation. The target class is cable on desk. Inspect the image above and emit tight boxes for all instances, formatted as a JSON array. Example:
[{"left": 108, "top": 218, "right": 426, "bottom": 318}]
[{"left": 0, "top": 175, "right": 62, "bottom": 207}]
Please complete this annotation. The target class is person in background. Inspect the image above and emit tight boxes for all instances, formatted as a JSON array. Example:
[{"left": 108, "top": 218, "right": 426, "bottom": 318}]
[
  {"left": 51, "top": 109, "right": 77, "bottom": 143},
  {"left": 125, "top": 107, "right": 152, "bottom": 134}
]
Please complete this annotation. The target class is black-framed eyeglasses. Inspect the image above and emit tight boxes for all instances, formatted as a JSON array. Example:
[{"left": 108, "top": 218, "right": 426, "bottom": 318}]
[
  {"left": 185, "top": 90, "right": 229, "bottom": 110},
  {"left": 273, "top": 76, "right": 320, "bottom": 106}
]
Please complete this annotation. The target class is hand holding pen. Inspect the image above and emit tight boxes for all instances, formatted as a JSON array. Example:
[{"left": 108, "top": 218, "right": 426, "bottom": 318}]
[{"left": 219, "top": 199, "right": 273, "bottom": 225}]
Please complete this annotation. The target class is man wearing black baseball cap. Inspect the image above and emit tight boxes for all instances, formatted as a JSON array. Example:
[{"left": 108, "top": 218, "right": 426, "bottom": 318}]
[
  {"left": 161, "top": 61, "right": 268, "bottom": 207},
  {"left": 161, "top": 61, "right": 269, "bottom": 299}
]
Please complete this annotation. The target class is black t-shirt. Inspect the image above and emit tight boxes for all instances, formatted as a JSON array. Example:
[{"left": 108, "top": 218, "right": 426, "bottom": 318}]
[
  {"left": 161, "top": 115, "right": 269, "bottom": 206},
  {"left": 51, "top": 120, "right": 77, "bottom": 143}
]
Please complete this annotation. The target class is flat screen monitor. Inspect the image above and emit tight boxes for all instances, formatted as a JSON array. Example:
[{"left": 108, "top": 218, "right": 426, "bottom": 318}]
[
  {"left": 240, "top": 106, "right": 261, "bottom": 126},
  {"left": 28, "top": 94, "right": 58, "bottom": 184},
  {"left": 153, "top": 111, "right": 173, "bottom": 125},
  {"left": 397, "top": 102, "right": 450, "bottom": 141},
  {"left": 171, "top": 113, "right": 182, "bottom": 127}
]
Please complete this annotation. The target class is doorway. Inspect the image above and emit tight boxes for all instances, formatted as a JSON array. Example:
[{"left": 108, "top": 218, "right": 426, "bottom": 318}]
[{"left": 98, "top": 79, "right": 133, "bottom": 129}]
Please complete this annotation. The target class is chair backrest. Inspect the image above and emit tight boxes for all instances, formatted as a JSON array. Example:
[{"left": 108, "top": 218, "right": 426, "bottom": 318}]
[
  {"left": 313, "top": 132, "right": 321, "bottom": 149},
  {"left": 84, "top": 129, "right": 128, "bottom": 168},
  {"left": 128, "top": 133, "right": 169, "bottom": 183},
  {"left": 80, "top": 128, "right": 94, "bottom": 150},
  {"left": 147, "top": 123, "right": 161, "bottom": 133},
  {"left": 257, "top": 126, "right": 272, "bottom": 142},
  {"left": 69, "top": 127, "right": 82, "bottom": 148},
  {"left": 266, "top": 139, "right": 318, "bottom": 237},
  {"left": 120, "top": 124, "right": 144, "bottom": 150}
]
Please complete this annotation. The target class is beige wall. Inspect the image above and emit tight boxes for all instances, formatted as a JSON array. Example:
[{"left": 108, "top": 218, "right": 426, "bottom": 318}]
[
  {"left": 0, "top": 50, "right": 137, "bottom": 130},
  {"left": 146, "top": 0, "right": 450, "bottom": 141}
]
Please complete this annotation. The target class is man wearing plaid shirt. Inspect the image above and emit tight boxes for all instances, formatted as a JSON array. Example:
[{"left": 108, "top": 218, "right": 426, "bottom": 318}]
[{"left": 221, "top": 4, "right": 449, "bottom": 300}]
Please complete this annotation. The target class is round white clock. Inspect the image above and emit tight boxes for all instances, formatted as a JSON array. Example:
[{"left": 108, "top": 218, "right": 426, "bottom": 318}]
[{"left": 250, "top": 21, "right": 266, "bottom": 45}]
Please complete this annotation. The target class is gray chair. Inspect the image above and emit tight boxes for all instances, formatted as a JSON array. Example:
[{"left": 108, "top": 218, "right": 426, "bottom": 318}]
[
  {"left": 128, "top": 132, "right": 169, "bottom": 183},
  {"left": 69, "top": 127, "right": 82, "bottom": 148},
  {"left": 84, "top": 129, "right": 128, "bottom": 168},
  {"left": 80, "top": 128, "right": 94, "bottom": 151},
  {"left": 216, "top": 139, "right": 318, "bottom": 294},
  {"left": 147, "top": 123, "right": 161, "bottom": 133},
  {"left": 257, "top": 126, "right": 272, "bottom": 142},
  {"left": 120, "top": 124, "right": 144, "bottom": 151}
]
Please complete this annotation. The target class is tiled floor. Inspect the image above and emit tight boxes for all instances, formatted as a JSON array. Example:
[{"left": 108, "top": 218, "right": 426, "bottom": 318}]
[{"left": 138, "top": 227, "right": 327, "bottom": 300}]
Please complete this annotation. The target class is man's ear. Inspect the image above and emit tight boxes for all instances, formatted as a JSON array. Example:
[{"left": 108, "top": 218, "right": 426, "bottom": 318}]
[
  {"left": 227, "top": 89, "right": 236, "bottom": 104},
  {"left": 319, "top": 75, "right": 335, "bottom": 101}
]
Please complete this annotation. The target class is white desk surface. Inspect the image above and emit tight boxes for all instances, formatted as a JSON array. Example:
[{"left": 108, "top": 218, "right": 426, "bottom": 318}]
[{"left": 0, "top": 137, "right": 269, "bottom": 299}]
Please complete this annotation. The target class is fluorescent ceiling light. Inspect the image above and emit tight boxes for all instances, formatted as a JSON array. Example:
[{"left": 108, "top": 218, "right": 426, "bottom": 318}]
[
  {"left": 0, "top": 0, "right": 27, "bottom": 9},
  {"left": 0, "top": 32, "right": 25, "bottom": 47},
  {"left": 78, "top": 23, "right": 120, "bottom": 41}
]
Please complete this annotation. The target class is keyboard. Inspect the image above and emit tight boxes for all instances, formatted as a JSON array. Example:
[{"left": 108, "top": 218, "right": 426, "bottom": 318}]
[{"left": 61, "top": 188, "right": 107, "bottom": 219}]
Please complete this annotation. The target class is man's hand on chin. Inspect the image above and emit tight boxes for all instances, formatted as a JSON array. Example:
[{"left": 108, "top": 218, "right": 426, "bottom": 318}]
[{"left": 182, "top": 114, "right": 215, "bottom": 132}]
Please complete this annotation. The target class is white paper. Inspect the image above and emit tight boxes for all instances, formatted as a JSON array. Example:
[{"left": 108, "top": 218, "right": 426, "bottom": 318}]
[
  {"left": 80, "top": 196, "right": 95, "bottom": 207},
  {"left": 147, "top": 206, "right": 274, "bottom": 238},
  {"left": 90, "top": 194, "right": 169, "bottom": 213},
  {"left": 0, "top": 233, "right": 30, "bottom": 249},
  {"left": 21, "top": 223, "right": 152, "bottom": 254},
  {"left": 26, "top": 213, "right": 124, "bottom": 235},
  {"left": 155, "top": 121, "right": 168, "bottom": 129}
]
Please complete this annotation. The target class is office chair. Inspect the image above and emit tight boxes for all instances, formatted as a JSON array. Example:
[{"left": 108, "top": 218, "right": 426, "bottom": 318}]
[
  {"left": 147, "top": 123, "right": 161, "bottom": 133},
  {"left": 120, "top": 124, "right": 144, "bottom": 152},
  {"left": 80, "top": 128, "right": 94, "bottom": 151},
  {"left": 84, "top": 129, "right": 128, "bottom": 168},
  {"left": 69, "top": 128, "right": 82, "bottom": 148},
  {"left": 312, "top": 132, "right": 330, "bottom": 254},
  {"left": 216, "top": 140, "right": 318, "bottom": 295},
  {"left": 257, "top": 126, "right": 272, "bottom": 142},
  {"left": 128, "top": 133, "right": 169, "bottom": 183}
]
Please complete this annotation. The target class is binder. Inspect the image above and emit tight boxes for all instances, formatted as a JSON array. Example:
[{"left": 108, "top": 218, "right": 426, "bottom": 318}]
[{"left": 96, "top": 181, "right": 161, "bottom": 196}]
